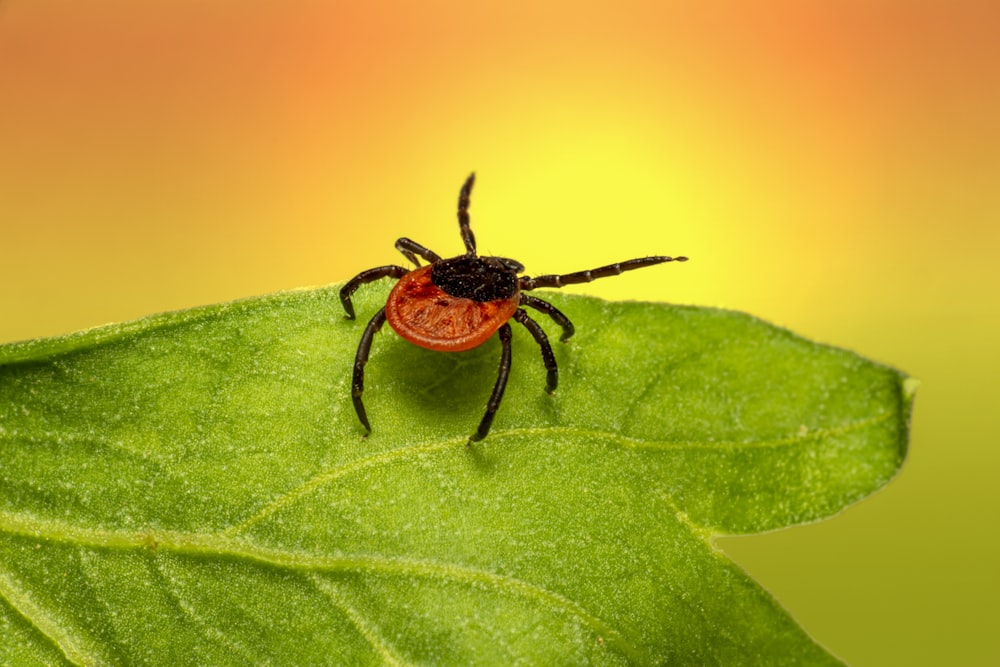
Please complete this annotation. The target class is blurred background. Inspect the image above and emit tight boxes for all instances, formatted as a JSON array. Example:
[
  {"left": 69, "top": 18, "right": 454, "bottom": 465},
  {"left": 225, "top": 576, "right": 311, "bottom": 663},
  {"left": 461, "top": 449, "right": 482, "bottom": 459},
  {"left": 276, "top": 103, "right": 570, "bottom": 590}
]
[{"left": 1, "top": 1, "right": 997, "bottom": 663}]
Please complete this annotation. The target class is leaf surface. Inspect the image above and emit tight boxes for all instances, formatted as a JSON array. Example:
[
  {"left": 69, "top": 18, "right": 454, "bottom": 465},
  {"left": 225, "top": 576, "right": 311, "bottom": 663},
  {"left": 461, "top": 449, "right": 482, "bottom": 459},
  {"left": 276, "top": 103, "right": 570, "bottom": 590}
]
[{"left": 0, "top": 285, "right": 914, "bottom": 665}]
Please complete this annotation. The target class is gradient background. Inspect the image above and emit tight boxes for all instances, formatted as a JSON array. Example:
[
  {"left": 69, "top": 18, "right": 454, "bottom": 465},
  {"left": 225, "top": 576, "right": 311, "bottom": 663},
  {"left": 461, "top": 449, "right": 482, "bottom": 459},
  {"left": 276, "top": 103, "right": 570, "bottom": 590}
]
[{"left": 1, "top": 1, "right": 998, "bottom": 664}]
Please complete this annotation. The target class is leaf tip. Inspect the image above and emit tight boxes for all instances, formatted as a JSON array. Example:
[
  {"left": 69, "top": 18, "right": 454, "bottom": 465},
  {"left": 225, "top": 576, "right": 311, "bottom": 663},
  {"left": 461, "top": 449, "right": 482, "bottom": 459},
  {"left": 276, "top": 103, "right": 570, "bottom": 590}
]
[{"left": 893, "top": 374, "right": 920, "bottom": 464}]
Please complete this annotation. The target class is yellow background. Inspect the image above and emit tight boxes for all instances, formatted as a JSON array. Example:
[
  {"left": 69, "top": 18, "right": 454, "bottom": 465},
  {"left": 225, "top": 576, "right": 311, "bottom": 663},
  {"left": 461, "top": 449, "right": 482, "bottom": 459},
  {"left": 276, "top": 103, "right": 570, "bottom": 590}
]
[{"left": 1, "top": 1, "right": 997, "bottom": 664}]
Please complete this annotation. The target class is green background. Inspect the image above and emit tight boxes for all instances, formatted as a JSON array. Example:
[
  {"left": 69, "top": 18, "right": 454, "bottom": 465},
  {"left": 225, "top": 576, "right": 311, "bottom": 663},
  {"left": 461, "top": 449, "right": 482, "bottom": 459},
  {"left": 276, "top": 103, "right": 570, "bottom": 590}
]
[{"left": 1, "top": 1, "right": 997, "bottom": 664}]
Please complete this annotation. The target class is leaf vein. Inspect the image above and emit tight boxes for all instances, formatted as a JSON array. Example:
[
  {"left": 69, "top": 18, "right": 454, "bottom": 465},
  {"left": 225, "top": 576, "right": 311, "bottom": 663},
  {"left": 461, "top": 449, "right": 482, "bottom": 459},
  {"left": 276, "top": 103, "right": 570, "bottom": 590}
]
[
  {"left": 152, "top": 556, "right": 262, "bottom": 664},
  {"left": 0, "top": 560, "right": 99, "bottom": 667},
  {"left": 224, "top": 437, "right": 466, "bottom": 536},
  {"left": 310, "top": 575, "right": 413, "bottom": 667}
]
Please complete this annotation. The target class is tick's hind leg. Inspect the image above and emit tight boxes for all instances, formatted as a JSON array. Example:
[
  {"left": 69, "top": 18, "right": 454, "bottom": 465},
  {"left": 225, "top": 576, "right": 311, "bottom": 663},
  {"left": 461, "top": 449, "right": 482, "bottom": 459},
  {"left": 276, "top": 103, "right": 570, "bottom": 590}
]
[
  {"left": 513, "top": 309, "right": 557, "bottom": 393},
  {"left": 395, "top": 238, "right": 441, "bottom": 267},
  {"left": 351, "top": 307, "right": 387, "bottom": 434},
  {"left": 340, "top": 266, "right": 409, "bottom": 319},
  {"left": 470, "top": 323, "right": 513, "bottom": 443}
]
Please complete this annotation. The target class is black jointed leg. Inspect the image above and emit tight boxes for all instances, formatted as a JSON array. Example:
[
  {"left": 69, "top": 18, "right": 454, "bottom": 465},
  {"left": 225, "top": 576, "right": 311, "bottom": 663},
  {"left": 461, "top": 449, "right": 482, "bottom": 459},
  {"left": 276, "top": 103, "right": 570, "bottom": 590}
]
[
  {"left": 519, "top": 293, "right": 575, "bottom": 342},
  {"left": 471, "top": 323, "right": 513, "bottom": 443},
  {"left": 395, "top": 237, "right": 442, "bottom": 267},
  {"left": 351, "top": 307, "right": 387, "bottom": 433},
  {"left": 458, "top": 173, "right": 477, "bottom": 255},
  {"left": 340, "top": 265, "right": 409, "bottom": 319},
  {"left": 519, "top": 255, "right": 688, "bottom": 290},
  {"left": 513, "top": 309, "right": 558, "bottom": 393}
]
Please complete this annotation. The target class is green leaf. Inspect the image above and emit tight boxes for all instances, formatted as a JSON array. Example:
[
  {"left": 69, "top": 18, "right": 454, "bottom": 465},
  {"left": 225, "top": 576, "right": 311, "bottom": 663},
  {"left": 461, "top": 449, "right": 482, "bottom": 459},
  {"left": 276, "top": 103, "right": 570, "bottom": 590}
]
[{"left": 0, "top": 284, "right": 913, "bottom": 665}]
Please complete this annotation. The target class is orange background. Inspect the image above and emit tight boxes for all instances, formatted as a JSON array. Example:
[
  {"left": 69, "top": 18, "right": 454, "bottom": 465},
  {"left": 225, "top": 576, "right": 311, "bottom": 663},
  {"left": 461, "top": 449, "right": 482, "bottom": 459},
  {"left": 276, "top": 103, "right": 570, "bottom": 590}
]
[{"left": 2, "top": 1, "right": 998, "bottom": 664}]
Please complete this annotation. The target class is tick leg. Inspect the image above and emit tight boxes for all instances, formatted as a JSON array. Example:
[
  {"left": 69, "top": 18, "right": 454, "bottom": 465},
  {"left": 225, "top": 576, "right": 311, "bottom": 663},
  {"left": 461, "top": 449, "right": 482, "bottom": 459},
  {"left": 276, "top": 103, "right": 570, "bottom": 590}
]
[
  {"left": 519, "top": 293, "right": 576, "bottom": 343},
  {"left": 470, "top": 323, "right": 512, "bottom": 443},
  {"left": 519, "top": 255, "right": 688, "bottom": 290},
  {"left": 340, "top": 265, "right": 409, "bottom": 319},
  {"left": 395, "top": 238, "right": 441, "bottom": 267},
  {"left": 352, "top": 307, "right": 387, "bottom": 434},
  {"left": 513, "top": 309, "right": 557, "bottom": 393},
  {"left": 457, "top": 173, "right": 477, "bottom": 256}
]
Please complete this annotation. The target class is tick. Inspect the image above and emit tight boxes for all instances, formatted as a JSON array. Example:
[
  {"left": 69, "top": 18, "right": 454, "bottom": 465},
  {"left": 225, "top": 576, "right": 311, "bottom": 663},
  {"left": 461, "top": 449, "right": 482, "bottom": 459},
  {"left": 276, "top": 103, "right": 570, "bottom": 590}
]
[{"left": 340, "top": 173, "right": 687, "bottom": 442}]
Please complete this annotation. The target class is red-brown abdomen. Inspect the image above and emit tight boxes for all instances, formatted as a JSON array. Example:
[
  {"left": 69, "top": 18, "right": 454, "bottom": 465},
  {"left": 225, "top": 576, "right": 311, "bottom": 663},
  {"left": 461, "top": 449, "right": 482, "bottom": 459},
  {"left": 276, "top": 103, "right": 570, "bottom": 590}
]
[{"left": 385, "top": 265, "right": 520, "bottom": 352}]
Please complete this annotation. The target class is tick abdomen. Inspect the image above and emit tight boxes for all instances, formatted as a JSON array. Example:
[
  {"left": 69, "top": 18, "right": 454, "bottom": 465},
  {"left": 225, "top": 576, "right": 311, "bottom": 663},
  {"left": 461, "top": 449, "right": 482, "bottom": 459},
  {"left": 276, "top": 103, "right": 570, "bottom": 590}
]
[{"left": 386, "top": 265, "right": 519, "bottom": 352}]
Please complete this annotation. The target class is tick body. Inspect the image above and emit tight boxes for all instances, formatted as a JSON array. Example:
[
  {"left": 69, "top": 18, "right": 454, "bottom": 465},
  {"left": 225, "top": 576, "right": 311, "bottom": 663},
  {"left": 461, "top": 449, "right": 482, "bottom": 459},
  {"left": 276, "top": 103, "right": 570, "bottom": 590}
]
[
  {"left": 340, "top": 174, "right": 687, "bottom": 442},
  {"left": 386, "top": 259, "right": 520, "bottom": 352}
]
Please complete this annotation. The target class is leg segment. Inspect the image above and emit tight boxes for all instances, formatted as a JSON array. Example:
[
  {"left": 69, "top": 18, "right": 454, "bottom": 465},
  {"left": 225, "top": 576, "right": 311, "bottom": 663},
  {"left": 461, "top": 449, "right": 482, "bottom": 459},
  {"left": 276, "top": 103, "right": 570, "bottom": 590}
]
[
  {"left": 513, "top": 309, "right": 557, "bottom": 393},
  {"left": 340, "top": 265, "right": 409, "bottom": 319},
  {"left": 395, "top": 238, "right": 442, "bottom": 267},
  {"left": 351, "top": 307, "right": 387, "bottom": 434},
  {"left": 470, "top": 323, "right": 512, "bottom": 442},
  {"left": 457, "top": 173, "right": 477, "bottom": 256},
  {"left": 519, "top": 293, "right": 575, "bottom": 342},
  {"left": 519, "top": 255, "right": 688, "bottom": 290}
]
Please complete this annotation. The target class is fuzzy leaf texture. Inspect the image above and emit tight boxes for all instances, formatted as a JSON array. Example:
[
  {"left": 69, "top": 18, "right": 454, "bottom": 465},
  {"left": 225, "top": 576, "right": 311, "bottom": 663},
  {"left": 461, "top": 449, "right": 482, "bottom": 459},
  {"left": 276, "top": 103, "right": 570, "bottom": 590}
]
[{"left": 0, "top": 284, "right": 914, "bottom": 666}]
